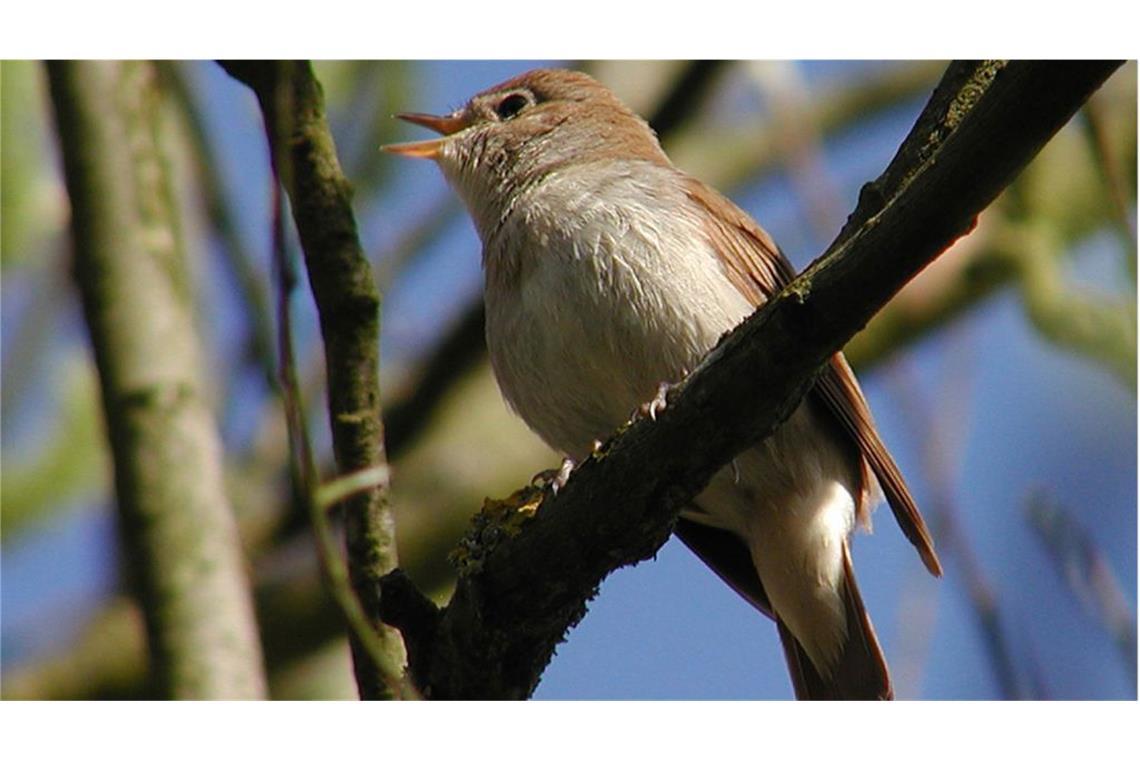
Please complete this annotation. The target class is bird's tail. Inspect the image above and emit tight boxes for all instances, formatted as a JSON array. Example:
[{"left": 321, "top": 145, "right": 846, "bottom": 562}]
[{"left": 777, "top": 542, "right": 892, "bottom": 700}]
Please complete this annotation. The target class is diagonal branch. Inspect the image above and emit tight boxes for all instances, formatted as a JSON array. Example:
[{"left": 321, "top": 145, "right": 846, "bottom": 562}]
[{"left": 379, "top": 60, "right": 1123, "bottom": 699}]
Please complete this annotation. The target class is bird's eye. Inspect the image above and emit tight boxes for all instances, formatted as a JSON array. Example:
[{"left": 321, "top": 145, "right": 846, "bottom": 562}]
[{"left": 495, "top": 93, "right": 530, "bottom": 120}]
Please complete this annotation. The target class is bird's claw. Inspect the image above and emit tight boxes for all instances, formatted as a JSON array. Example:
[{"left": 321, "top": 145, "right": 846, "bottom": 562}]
[
  {"left": 634, "top": 381, "right": 671, "bottom": 422},
  {"left": 532, "top": 456, "right": 576, "bottom": 495}
]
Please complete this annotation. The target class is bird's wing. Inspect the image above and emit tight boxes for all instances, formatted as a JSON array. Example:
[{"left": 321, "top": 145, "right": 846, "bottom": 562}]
[
  {"left": 816, "top": 355, "right": 941, "bottom": 574},
  {"left": 684, "top": 177, "right": 942, "bottom": 576}
]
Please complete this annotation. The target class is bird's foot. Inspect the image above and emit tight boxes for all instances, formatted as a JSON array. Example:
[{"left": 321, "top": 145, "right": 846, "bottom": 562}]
[
  {"left": 633, "top": 381, "right": 672, "bottom": 423},
  {"left": 531, "top": 456, "right": 576, "bottom": 495}
]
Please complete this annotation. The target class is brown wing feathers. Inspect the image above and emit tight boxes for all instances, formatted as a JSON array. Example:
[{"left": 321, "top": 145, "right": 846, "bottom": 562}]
[
  {"left": 817, "top": 357, "right": 943, "bottom": 576},
  {"left": 687, "top": 176, "right": 942, "bottom": 577}
]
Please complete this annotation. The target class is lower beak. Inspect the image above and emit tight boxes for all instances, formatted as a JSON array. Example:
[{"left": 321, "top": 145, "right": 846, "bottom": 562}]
[
  {"left": 381, "top": 137, "right": 449, "bottom": 159},
  {"left": 382, "top": 111, "right": 469, "bottom": 159}
]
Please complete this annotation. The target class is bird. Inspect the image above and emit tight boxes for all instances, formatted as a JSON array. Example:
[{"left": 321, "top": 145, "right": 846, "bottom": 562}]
[{"left": 384, "top": 67, "right": 941, "bottom": 699}]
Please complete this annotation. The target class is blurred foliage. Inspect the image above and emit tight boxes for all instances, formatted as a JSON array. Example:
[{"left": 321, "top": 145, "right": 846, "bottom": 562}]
[
  {"left": 1, "top": 61, "right": 66, "bottom": 271},
  {"left": 2, "top": 61, "right": 108, "bottom": 541},
  {"left": 2, "top": 60, "right": 1135, "bottom": 700},
  {"left": 1, "top": 358, "right": 108, "bottom": 538},
  {"left": 313, "top": 60, "right": 413, "bottom": 189}
]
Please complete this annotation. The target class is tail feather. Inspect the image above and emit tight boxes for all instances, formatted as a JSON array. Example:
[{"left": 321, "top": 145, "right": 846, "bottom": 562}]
[
  {"left": 779, "top": 542, "right": 891, "bottom": 700},
  {"left": 676, "top": 518, "right": 893, "bottom": 699}
]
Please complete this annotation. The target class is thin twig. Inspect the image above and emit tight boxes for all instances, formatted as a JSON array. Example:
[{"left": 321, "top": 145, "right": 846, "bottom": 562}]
[
  {"left": 1026, "top": 490, "right": 1138, "bottom": 689},
  {"left": 1081, "top": 96, "right": 1138, "bottom": 256},
  {"left": 270, "top": 173, "right": 414, "bottom": 698}
]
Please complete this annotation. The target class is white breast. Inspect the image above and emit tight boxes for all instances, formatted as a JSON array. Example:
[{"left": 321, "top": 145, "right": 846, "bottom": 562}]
[{"left": 481, "top": 161, "right": 755, "bottom": 458}]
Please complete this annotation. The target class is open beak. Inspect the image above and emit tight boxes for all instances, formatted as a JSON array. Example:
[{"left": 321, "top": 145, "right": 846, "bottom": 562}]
[{"left": 381, "top": 112, "right": 469, "bottom": 159}]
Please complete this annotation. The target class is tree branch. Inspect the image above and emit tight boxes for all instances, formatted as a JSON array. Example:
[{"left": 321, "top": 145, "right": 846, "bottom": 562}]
[
  {"left": 157, "top": 61, "right": 279, "bottom": 390},
  {"left": 645, "top": 60, "right": 728, "bottom": 137},
  {"left": 46, "top": 60, "right": 267, "bottom": 698},
  {"left": 1006, "top": 218, "right": 1136, "bottom": 390},
  {"left": 219, "top": 60, "right": 407, "bottom": 699},
  {"left": 379, "top": 60, "right": 1122, "bottom": 699}
]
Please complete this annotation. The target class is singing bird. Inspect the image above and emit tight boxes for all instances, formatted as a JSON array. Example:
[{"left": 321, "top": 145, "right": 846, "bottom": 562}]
[{"left": 385, "top": 68, "right": 941, "bottom": 699}]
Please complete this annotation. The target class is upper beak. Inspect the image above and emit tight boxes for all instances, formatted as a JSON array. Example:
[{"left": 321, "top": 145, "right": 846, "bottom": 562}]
[{"left": 381, "top": 111, "right": 469, "bottom": 159}]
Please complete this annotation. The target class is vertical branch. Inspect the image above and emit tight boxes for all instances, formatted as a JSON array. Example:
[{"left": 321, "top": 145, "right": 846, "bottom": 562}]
[
  {"left": 270, "top": 175, "right": 414, "bottom": 698},
  {"left": 219, "top": 61, "right": 406, "bottom": 699},
  {"left": 157, "top": 61, "right": 278, "bottom": 389},
  {"left": 645, "top": 60, "right": 727, "bottom": 137},
  {"left": 46, "top": 60, "right": 267, "bottom": 698}
]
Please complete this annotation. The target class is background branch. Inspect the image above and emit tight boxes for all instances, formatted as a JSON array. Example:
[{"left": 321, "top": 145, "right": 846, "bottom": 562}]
[
  {"left": 1026, "top": 491, "right": 1138, "bottom": 686},
  {"left": 889, "top": 359, "right": 1027, "bottom": 698},
  {"left": 157, "top": 61, "right": 279, "bottom": 390},
  {"left": 46, "top": 60, "right": 267, "bottom": 698}
]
